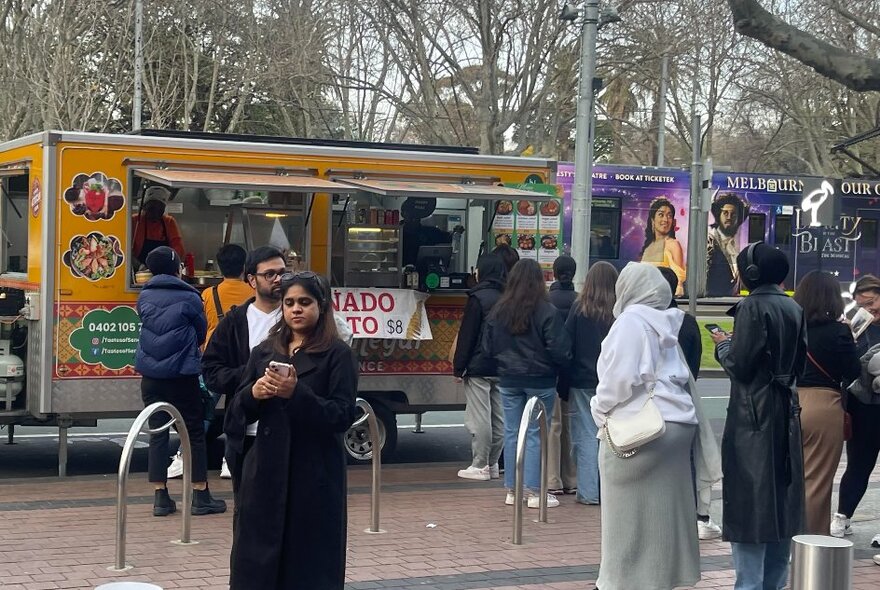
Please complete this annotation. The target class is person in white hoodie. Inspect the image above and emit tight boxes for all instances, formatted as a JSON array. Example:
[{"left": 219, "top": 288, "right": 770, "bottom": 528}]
[{"left": 591, "top": 262, "right": 720, "bottom": 590}]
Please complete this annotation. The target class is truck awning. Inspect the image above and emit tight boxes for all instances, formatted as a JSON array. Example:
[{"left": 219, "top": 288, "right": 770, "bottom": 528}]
[
  {"left": 0, "top": 166, "right": 28, "bottom": 177},
  {"left": 133, "top": 169, "right": 359, "bottom": 194},
  {"left": 335, "top": 179, "right": 555, "bottom": 201}
]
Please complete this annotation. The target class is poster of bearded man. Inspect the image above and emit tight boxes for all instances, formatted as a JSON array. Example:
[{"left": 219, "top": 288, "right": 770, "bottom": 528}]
[{"left": 706, "top": 192, "right": 750, "bottom": 296}]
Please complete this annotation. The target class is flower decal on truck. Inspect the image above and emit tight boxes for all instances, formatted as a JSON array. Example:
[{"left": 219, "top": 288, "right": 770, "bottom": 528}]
[
  {"left": 68, "top": 307, "right": 140, "bottom": 370},
  {"left": 63, "top": 172, "right": 125, "bottom": 221},
  {"left": 62, "top": 232, "right": 124, "bottom": 281}
]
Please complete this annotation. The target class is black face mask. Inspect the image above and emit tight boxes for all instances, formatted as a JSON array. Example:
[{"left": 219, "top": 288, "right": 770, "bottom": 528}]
[{"left": 144, "top": 201, "right": 165, "bottom": 220}]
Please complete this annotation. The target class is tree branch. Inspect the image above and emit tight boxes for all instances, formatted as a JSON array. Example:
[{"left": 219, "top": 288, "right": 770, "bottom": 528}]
[{"left": 727, "top": 0, "right": 880, "bottom": 91}]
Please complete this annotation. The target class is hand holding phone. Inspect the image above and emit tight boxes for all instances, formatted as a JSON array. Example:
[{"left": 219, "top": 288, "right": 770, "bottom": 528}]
[
  {"left": 265, "top": 361, "right": 297, "bottom": 399},
  {"left": 269, "top": 361, "right": 294, "bottom": 377},
  {"left": 705, "top": 323, "right": 731, "bottom": 343}
]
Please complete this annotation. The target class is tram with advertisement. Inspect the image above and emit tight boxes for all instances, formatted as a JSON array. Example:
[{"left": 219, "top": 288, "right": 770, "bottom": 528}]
[
  {"left": 552, "top": 163, "right": 880, "bottom": 295},
  {"left": 0, "top": 130, "right": 559, "bottom": 469}
]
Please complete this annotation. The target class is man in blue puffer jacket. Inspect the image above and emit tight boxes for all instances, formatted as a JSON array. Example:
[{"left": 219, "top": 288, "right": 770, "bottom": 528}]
[{"left": 136, "top": 246, "right": 226, "bottom": 517}]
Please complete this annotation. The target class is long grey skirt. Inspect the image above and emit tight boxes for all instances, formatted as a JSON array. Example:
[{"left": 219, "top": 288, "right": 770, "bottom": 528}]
[{"left": 596, "top": 422, "right": 700, "bottom": 590}]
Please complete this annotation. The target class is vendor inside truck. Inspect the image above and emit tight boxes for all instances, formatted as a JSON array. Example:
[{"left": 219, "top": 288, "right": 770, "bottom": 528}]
[{"left": 132, "top": 185, "right": 187, "bottom": 269}]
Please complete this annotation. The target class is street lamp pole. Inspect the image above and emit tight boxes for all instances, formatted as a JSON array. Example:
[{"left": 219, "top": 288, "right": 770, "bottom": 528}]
[
  {"left": 133, "top": 0, "right": 144, "bottom": 132},
  {"left": 569, "top": 0, "right": 600, "bottom": 289}
]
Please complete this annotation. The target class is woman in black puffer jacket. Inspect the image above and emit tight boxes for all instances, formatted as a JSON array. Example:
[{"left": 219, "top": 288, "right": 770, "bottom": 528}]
[{"left": 136, "top": 246, "right": 225, "bottom": 517}]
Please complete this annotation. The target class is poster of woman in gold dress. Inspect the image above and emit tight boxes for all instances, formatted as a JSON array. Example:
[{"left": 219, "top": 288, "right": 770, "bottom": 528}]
[{"left": 639, "top": 196, "right": 686, "bottom": 296}]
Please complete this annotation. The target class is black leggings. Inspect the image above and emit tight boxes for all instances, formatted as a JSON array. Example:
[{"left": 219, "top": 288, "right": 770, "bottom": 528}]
[
  {"left": 837, "top": 394, "right": 880, "bottom": 517},
  {"left": 141, "top": 375, "right": 208, "bottom": 484}
]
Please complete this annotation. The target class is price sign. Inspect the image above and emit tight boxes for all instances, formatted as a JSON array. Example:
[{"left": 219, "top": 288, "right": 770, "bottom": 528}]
[{"left": 332, "top": 288, "right": 432, "bottom": 340}]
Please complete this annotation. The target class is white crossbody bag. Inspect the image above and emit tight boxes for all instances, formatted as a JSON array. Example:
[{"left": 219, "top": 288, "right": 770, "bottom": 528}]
[{"left": 603, "top": 380, "right": 666, "bottom": 458}]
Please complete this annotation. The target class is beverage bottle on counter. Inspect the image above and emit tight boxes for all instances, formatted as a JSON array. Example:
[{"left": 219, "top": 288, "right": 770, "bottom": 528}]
[
  {"left": 184, "top": 252, "right": 195, "bottom": 277},
  {"left": 205, "top": 259, "right": 215, "bottom": 272}
]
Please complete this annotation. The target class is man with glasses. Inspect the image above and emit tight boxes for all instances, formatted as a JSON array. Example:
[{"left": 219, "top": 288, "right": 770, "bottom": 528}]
[
  {"left": 202, "top": 246, "right": 286, "bottom": 497},
  {"left": 168, "top": 244, "right": 254, "bottom": 480}
]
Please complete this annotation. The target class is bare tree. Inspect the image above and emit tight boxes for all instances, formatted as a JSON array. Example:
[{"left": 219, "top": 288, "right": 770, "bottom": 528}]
[{"left": 727, "top": 0, "right": 880, "bottom": 91}]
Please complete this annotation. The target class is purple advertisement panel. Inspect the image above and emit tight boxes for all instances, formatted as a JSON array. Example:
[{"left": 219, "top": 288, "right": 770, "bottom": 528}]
[
  {"left": 559, "top": 163, "right": 691, "bottom": 295},
  {"left": 707, "top": 172, "right": 872, "bottom": 292},
  {"left": 705, "top": 172, "right": 806, "bottom": 295}
]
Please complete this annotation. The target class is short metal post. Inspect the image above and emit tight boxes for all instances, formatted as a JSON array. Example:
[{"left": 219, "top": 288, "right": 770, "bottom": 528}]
[
  {"left": 58, "top": 424, "right": 68, "bottom": 477},
  {"left": 412, "top": 412, "right": 424, "bottom": 433},
  {"left": 354, "top": 398, "right": 384, "bottom": 534},
  {"left": 5, "top": 423, "right": 14, "bottom": 444},
  {"left": 512, "top": 397, "right": 550, "bottom": 545},
  {"left": 790, "top": 534, "right": 853, "bottom": 590},
  {"left": 110, "top": 402, "right": 195, "bottom": 572}
]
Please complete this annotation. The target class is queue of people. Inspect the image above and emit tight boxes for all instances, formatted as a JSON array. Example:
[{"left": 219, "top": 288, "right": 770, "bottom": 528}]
[
  {"left": 452, "top": 242, "right": 880, "bottom": 588},
  {"left": 133, "top": 237, "right": 880, "bottom": 589}
]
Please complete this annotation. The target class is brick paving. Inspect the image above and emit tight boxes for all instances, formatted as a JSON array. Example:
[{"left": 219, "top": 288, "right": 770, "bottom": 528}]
[{"left": 0, "top": 462, "right": 878, "bottom": 589}]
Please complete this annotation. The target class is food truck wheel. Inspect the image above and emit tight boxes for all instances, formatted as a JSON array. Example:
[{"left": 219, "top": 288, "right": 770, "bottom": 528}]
[{"left": 345, "top": 403, "right": 398, "bottom": 463}]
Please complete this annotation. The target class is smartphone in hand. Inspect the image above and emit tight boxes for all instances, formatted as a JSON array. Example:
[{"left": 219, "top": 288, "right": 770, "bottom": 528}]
[
  {"left": 704, "top": 323, "right": 728, "bottom": 336},
  {"left": 269, "top": 361, "right": 294, "bottom": 378}
]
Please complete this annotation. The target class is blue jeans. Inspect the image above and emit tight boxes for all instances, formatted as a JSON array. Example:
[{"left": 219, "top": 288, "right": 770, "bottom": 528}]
[
  {"left": 568, "top": 387, "right": 600, "bottom": 503},
  {"left": 500, "top": 386, "right": 557, "bottom": 491},
  {"left": 731, "top": 539, "right": 791, "bottom": 590}
]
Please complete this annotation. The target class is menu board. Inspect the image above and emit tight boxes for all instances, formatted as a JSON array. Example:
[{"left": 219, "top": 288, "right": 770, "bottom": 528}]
[{"left": 494, "top": 183, "right": 562, "bottom": 278}]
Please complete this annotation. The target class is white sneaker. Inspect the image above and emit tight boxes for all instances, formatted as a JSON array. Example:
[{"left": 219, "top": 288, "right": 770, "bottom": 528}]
[
  {"left": 220, "top": 457, "right": 231, "bottom": 480},
  {"left": 166, "top": 451, "right": 183, "bottom": 479},
  {"left": 698, "top": 519, "right": 722, "bottom": 540},
  {"left": 873, "top": 554, "right": 880, "bottom": 566},
  {"left": 871, "top": 533, "right": 880, "bottom": 548},
  {"left": 527, "top": 493, "right": 559, "bottom": 509},
  {"left": 505, "top": 491, "right": 516, "bottom": 505},
  {"left": 489, "top": 463, "right": 500, "bottom": 479},
  {"left": 830, "top": 513, "right": 852, "bottom": 538},
  {"left": 457, "top": 465, "right": 490, "bottom": 481}
]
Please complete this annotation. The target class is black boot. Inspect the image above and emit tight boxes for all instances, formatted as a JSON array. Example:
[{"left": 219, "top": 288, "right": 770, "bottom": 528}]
[
  {"left": 153, "top": 488, "right": 177, "bottom": 517},
  {"left": 192, "top": 487, "right": 227, "bottom": 515}
]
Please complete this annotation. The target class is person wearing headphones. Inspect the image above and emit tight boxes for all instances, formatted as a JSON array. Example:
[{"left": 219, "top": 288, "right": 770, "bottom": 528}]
[{"left": 710, "top": 242, "right": 806, "bottom": 590}]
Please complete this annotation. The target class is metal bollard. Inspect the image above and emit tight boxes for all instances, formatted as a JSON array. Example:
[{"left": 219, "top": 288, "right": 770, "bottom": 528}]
[
  {"left": 790, "top": 534, "right": 853, "bottom": 590},
  {"left": 353, "top": 398, "right": 384, "bottom": 534},
  {"left": 110, "top": 402, "right": 195, "bottom": 572},
  {"left": 512, "top": 396, "right": 550, "bottom": 545}
]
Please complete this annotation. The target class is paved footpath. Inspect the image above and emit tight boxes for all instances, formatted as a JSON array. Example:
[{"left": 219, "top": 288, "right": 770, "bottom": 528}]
[{"left": 1, "top": 462, "right": 879, "bottom": 590}]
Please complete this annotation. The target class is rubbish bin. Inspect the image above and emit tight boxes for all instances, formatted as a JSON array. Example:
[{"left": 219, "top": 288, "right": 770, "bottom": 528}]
[
  {"left": 790, "top": 534, "right": 852, "bottom": 590},
  {"left": 94, "top": 583, "right": 163, "bottom": 590}
]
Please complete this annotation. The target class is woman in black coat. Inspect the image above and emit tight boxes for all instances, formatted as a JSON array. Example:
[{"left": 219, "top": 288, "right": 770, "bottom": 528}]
[
  {"left": 711, "top": 243, "right": 807, "bottom": 590},
  {"left": 226, "top": 271, "right": 358, "bottom": 590}
]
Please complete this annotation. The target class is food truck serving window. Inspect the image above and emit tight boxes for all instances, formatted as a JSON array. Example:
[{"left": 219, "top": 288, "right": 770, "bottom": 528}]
[
  {"left": 329, "top": 177, "right": 555, "bottom": 289},
  {"left": 0, "top": 167, "right": 30, "bottom": 275},
  {"left": 128, "top": 168, "right": 358, "bottom": 288}
]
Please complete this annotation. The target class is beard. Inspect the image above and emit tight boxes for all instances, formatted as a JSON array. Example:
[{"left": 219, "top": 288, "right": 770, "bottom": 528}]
[
  {"left": 718, "top": 221, "right": 738, "bottom": 238},
  {"left": 257, "top": 283, "right": 282, "bottom": 302}
]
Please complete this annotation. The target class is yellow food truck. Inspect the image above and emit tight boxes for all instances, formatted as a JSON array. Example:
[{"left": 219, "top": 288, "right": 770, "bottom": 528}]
[{"left": 0, "top": 130, "right": 558, "bottom": 471}]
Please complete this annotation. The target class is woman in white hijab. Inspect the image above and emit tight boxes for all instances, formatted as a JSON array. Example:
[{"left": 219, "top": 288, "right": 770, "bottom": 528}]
[{"left": 592, "top": 263, "right": 719, "bottom": 590}]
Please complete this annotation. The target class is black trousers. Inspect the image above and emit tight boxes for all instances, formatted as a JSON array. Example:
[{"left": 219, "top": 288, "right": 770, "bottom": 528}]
[
  {"left": 141, "top": 375, "right": 208, "bottom": 484},
  {"left": 837, "top": 394, "right": 880, "bottom": 517}
]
